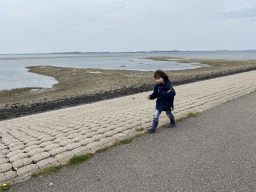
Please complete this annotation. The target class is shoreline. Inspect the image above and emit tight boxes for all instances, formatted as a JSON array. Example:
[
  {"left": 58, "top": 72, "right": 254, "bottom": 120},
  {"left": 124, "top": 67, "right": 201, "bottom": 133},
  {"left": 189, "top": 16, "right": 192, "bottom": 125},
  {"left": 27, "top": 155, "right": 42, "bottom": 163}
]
[{"left": 1, "top": 57, "right": 256, "bottom": 121}]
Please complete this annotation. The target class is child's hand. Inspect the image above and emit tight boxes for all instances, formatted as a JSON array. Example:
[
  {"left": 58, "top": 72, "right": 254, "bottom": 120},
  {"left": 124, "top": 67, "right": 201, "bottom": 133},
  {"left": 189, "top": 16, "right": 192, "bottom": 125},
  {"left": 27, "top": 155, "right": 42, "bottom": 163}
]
[{"left": 147, "top": 95, "right": 150, "bottom": 100}]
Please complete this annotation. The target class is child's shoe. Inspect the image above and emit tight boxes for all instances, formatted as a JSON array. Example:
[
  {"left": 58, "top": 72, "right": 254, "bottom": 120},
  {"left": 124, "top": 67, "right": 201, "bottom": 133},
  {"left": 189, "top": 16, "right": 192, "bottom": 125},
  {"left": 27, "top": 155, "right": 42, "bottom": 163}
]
[
  {"left": 147, "top": 120, "right": 158, "bottom": 133},
  {"left": 167, "top": 118, "right": 175, "bottom": 128}
]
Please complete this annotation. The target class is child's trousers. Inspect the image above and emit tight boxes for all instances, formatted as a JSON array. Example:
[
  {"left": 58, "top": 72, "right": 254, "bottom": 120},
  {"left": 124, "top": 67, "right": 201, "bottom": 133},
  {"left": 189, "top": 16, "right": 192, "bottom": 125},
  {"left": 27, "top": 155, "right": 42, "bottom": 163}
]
[{"left": 153, "top": 108, "right": 174, "bottom": 121}]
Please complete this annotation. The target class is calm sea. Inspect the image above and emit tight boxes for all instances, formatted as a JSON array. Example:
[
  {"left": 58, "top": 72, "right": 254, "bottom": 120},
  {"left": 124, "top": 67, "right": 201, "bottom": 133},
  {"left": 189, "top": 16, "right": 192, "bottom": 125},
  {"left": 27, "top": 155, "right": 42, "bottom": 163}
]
[{"left": 0, "top": 50, "right": 256, "bottom": 91}]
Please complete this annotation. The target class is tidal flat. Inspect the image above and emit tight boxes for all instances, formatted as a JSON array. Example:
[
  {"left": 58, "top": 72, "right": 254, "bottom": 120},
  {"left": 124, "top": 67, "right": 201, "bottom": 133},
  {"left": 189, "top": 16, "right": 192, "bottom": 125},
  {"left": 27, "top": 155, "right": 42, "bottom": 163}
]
[{"left": 1, "top": 57, "right": 256, "bottom": 120}]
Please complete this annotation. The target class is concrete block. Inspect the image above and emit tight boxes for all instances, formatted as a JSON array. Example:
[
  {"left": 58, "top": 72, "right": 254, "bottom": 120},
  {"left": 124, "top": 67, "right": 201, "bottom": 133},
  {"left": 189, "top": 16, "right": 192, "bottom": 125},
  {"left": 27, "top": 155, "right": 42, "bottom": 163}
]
[
  {"left": 64, "top": 143, "right": 81, "bottom": 151},
  {"left": 0, "top": 145, "right": 8, "bottom": 150},
  {"left": 36, "top": 159, "right": 49, "bottom": 169},
  {"left": 12, "top": 160, "right": 24, "bottom": 169},
  {"left": 39, "top": 141, "right": 54, "bottom": 148},
  {"left": 44, "top": 144, "right": 59, "bottom": 151},
  {"left": 46, "top": 158, "right": 58, "bottom": 166},
  {"left": 79, "top": 138, "right": 94, "bottom": 146},
  {"left": 0, "top": 158, "right": 9, "bottom": 164},
  {"left": 71, "top": 136, "right": 86, "bottom": 142},
  {"left": 26, "top": 141, "right": 41, "bottom": 146},
  {"left": 84, "top": 132, "right": 97, "bottom": 138},
  {"left": 0, "top": 149, "right": 10, "bottom": 155},
  {"left": 31, "top": 154, "right": 43, "bottom": 163},
  {"left": 9, "top": 142, "right": 23, "bottom": 148},
  {"left": 6, "top": 150, "right": 23, "bottom": 158},
  {"left": 26, "top": 164, "right": 38, "bottom": 174},
  {"left": 40, "top": 137, "right": 55, "bottom": 143},
  {"left": 0, "top": 173, "right": 6, "bottom": 183},
  {"left": 10, "top": 145, "right": 25, "bottom": 151},
  {"left": 67, "top": 133, "right": 80, "bottom": 139},
  {"left": 23, "top": 145, "right": 40, "bottom": 153},
  {"left": 55, "top": 151, "right": 73, "bottom": 163},
  {"left": 91, "top": 134, "right": 105, "bottom": 141},
  {"left": 59, "top": 139, "right": 73, "bottom": 147},
  {"left": 22, "top": 158, "right": 33, "bottom": 166},
  {"left": 49, "top": 147, "right": 66, "bottom": 156},
  {"left": 28, "top": 148, "right": 45, "bottom": 156},
  {"left": 4, "top": 171, "right": 17, "bottom": 181},
  {"left": 0, "top": 163, "right": 12, "bottom": 173},
  {"left": 70, "top": 146, "right": 89, "bottom": 157}
]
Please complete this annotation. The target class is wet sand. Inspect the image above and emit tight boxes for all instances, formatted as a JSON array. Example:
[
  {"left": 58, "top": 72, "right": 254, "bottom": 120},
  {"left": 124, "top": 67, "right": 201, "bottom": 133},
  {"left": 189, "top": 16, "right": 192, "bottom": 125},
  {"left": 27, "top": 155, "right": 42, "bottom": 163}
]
[{"left": 1, "top": 57, "right": 256, "bottom": 120}]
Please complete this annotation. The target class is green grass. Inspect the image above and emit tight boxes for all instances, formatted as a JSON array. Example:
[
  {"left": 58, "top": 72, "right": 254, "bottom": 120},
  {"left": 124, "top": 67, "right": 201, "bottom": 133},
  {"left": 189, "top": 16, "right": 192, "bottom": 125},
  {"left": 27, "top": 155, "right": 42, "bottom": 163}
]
[
  {"left": 66, "top": 153, "right": 94, "bottom": 167},
  {"left": 177, "top": 112, "right": 197, "bottom": 122},
  {"left": 31, "top": 153, "right": 94, "bottom": 178},
  {"left": 0, "top": 184, "right": 10, "bottom": 192},
  {"left": 96, "top": 134, "right": 143, "bottom": 153},
  {"left": 135, "top": 127, "right": 144, "bottom": 132},
  {"left": 31, "top": 165, "right": 63, "bottom": 177},
  {"left": 187, "top": 112, "right": 197, "bottom": 117}
]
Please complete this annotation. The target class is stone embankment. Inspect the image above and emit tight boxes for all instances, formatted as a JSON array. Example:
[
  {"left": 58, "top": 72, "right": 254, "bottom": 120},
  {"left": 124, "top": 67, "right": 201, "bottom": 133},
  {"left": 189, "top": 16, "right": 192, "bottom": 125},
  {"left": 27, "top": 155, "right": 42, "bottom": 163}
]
[{"left": 0, "top": 70, "right": 256, "bottom": 185}]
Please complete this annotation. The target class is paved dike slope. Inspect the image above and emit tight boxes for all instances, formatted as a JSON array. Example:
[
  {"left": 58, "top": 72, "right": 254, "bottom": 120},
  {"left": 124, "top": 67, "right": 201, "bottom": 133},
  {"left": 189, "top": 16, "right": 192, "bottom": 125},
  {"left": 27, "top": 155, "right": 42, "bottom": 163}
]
[{"left": 0, "top": 70, "right": 256, "bottom": 185}]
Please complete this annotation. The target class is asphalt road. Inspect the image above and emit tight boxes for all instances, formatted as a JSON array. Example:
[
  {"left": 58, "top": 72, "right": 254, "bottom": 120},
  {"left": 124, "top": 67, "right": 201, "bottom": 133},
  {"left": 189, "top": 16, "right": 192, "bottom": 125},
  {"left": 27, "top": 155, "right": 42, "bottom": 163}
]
[{"left": 8, "top": 91, "right": 256, "bottom": 192}]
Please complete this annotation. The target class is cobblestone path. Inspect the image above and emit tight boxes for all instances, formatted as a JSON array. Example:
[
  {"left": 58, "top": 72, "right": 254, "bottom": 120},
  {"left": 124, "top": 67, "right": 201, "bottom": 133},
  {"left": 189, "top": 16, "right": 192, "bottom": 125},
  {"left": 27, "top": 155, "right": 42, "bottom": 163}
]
[{"left": 1, "top": 70, "right": 256, "bottom": 185}]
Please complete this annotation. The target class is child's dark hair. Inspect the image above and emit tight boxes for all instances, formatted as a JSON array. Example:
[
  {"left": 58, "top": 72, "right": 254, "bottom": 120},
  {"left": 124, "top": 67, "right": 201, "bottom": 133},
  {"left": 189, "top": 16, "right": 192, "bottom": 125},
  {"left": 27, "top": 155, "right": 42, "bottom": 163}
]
[{"left": 154, "top": 70, "right": 169, "bottom": 82}]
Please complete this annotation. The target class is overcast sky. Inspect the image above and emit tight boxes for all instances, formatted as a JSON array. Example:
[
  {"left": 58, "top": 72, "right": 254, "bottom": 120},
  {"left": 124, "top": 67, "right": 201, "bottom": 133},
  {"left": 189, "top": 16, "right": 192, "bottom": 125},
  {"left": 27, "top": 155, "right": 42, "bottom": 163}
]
[{"left": 0, "top": 0, "right": 256, "bottom": 54}]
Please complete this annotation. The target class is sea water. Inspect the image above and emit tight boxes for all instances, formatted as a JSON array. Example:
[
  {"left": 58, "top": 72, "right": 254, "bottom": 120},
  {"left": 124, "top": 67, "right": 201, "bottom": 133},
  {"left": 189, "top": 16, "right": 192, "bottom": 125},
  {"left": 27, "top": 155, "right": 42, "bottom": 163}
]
[{"left": 0, "top": 50, "right": 255, "bottom": 91}]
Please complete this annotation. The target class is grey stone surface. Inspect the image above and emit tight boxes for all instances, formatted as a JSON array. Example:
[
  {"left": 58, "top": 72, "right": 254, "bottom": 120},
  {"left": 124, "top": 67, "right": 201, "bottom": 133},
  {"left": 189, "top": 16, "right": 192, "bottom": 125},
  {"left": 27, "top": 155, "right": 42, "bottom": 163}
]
[
  {"left": 0, "top": 163, "right": 12, "bottom": 173},
  {"left": 49, "top": 147, "right": 66, "bottom": 156}
]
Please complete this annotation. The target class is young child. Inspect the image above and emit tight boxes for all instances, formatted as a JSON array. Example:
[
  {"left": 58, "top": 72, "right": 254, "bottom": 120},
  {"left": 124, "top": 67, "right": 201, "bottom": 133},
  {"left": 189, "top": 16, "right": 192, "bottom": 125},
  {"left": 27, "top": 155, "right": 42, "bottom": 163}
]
[{"left": 147, "top": 70, "right": 176, "bottom": 133}]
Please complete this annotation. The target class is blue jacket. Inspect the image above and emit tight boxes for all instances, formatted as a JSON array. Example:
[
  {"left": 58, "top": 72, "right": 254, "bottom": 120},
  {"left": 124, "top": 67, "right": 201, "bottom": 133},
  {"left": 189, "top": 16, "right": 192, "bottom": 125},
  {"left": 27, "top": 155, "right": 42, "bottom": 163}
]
[{"left": 149, "top": 79, "right": 176, "bottom": 111}]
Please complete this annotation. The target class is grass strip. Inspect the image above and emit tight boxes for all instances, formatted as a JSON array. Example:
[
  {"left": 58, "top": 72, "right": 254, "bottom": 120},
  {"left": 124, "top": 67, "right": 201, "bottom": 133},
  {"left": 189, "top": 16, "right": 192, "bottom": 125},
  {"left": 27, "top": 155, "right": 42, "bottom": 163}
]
[{"left": 31, "top": 153, "right": 94, "bottom": 178}]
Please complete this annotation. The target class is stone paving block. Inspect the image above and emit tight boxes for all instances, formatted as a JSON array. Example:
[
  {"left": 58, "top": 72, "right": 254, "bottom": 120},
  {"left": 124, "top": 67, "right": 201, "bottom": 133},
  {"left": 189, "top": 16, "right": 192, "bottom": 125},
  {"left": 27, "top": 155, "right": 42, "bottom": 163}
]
[
  {"left": 0, "top": 145, "right": 8, "bottom": 150},
  {"left": 64, "top": 143, "right": 81, "bottom": 151},
  {"left": 23, "top": 138, "right": 37, "bottom": 144},
  {"left": 84, "top": 132, "right": 97, "bottom": 138},
  {"left": 98, "top": 137, "right": 115, "bottom": 147},
  {"left": 26, "top": 164, "right": 38, "bottom": 174},
  {"left": 36, "top": 159, "right": 49, "bottom": 169},
  {"left": 4, "top": 171, "right": 17, "bottom": 181},
  {"left": 0, "top": 163, "right": 12, "bottom": 173},
  {"left": 40, "top": 137, "right": 55, "bottom": 143},
  {"left": 6, "top": 150, "right": 24, "bottom": 158},
  {"left": 28, "top": 148, "right": 45, "bottom": 156},
  {"left": 104, "top": 130, "right": 119, "bottom": 137},
  {"left": 84, "top": 142, "right": 100, "bottom": 152},
  {"left": 44, "top": 144, "right": 60, "bottom": 151},
  {"left": 0, "top": 158, "right": 9, "bottom": 164},
  {"left": 59, "top": 139, "right": 73, "bottom": 147},
  {"left": 79, "top": 138, "right": 95, "bottom": 146},
  {"left": 0, "top": 173, "right": 5, "bottom": 183},
  {"left": 49, "top": 147, "right": 66, "bottom": 156},
  {"left": 12, "top": 160, "right": 24, "bottom": 169},
  {"left": 55, "top": 133, "right": 67, "bottom": 138},
  {"left": 79, "top": 129, "right": 90, "bottom": 135},
  {"left": 39, "top": 141, "right": 55, "bottom": 148},
  {"left": 70, "top": 146, "right": 89, "bottom": 157},
  {"left": 91, "top": 134, "right": 105, "bottom": 141},
  {"left": 23, "top": 145, "right": 40, "bottom": 152},
  {"left": 10, "top": 145, "right": 25, "bottom": 151},
  {"left": 115, "top": 127, "right": 128, "bottom": 133},
  {"left": 47, "top": 157, "right": 58, "bottom": 166},
  {"left": 53, "top": 137, "right": 67, "bottom": 143},
  {"left": 37, "top": 135, "right": 47, "bottom": 140},
  {"left": 26, "top": 141, "right": 41, "bottom": 146},
  {"left": 22, "top": 158, "right": 33, "bottom": 167},
  {"left": 9, "top": 142, "right": 23, "bottom": 148},
  {"left": 96, "top": 128, "right": 108, "bottom": 134},
  {"left": 55, "top": 151, "right": 73, "bottom": 163},
  {"left": 71, "top": 136, "right": 86, "bottom": 142},
  {"left": 17, "top": 164, "right": 38, "bottom": 177}
]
